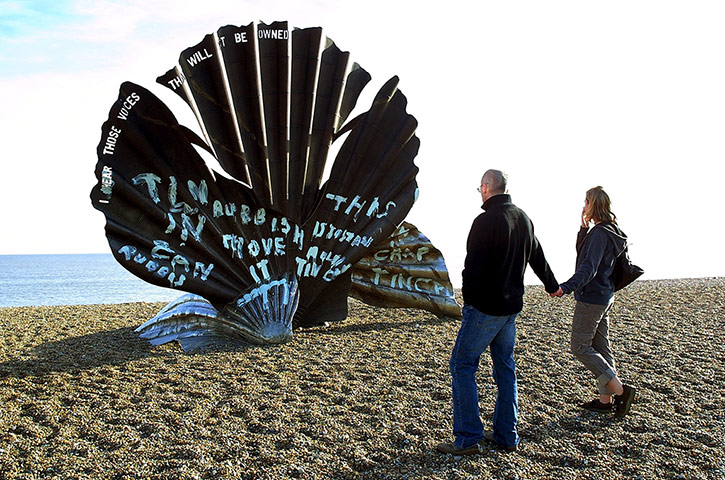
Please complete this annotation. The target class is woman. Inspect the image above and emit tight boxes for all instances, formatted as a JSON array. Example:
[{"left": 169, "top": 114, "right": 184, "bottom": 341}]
[{"left": 551, "top": 186, "right": 636, "bottom": 418}]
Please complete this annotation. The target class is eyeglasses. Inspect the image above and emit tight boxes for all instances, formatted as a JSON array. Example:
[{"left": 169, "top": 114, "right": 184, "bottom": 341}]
[{"left": 477, "top": 183, "right": 488, "bottom": 193}]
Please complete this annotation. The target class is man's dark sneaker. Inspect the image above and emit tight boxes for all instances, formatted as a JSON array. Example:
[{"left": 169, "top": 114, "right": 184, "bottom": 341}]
[
  {"left": 613, "top": 384, "right": 636, "bottom": 418},
  {"left": 482, "top": 430, "right": 517, "bottom": 452},
  {"left": 436, "top": 441, "right": 484, "bottom": 455},
  {"left": 580, "top": 399, "right": 614, "bottom": 413}
]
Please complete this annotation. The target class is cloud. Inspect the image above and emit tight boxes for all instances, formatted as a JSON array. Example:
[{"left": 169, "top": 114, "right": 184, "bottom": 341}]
[
  {"left": 0, "top": 1, "right": 74, "bottom": 36},
  {"left": 0, "top": 0, "right": 334, "bottom": 77}
]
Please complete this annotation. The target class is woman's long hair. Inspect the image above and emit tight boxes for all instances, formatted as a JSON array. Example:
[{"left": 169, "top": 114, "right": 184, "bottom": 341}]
[{"left": 586, "top": 186, "right": 617, "bottom": 224}]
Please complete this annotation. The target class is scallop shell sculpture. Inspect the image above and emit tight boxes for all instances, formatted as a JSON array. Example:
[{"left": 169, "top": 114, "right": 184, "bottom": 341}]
[{"left": 91, "top": 20, "right": 461, "bottom": 348}]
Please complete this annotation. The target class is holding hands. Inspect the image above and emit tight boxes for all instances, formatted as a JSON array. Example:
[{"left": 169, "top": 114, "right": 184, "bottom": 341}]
[
  {"left": 551, "top": 200, "right": 592, "bottom": 299},
  {"left": 550, "top": 199, "right": 592, "bottom": 299}
]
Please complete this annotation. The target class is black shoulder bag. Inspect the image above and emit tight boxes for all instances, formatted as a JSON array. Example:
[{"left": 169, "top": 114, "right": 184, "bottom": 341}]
[{"left": 612, "top": 244, "right": 644, "bottom": 291}]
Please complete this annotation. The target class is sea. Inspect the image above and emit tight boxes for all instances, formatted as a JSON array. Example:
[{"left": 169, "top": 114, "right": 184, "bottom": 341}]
[{"left": 0, "top": 254, "right": 182, "bottom": 308}]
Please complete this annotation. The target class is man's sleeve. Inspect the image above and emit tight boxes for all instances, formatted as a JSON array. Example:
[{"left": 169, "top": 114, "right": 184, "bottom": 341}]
[{"left": 529, "top": 235, "right": 559, "bottom": 293}]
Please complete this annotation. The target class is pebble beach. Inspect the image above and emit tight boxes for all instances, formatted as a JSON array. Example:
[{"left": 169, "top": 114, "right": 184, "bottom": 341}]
[{"left": 1, "top": 278, "right": 723, "bottom": 479}]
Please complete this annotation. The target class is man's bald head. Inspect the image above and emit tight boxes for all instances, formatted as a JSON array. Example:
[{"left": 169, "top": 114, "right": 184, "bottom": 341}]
[{"left": 482, "top": 169, "right": 508, "bottom": 195}]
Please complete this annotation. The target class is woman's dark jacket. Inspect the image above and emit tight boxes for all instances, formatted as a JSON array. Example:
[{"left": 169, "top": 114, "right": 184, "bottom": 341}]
[
  {"left": 560, "top": 221, "right": 628, "bottom": 305},
  {"left": 462, "top": 194, "right": 559, "bottom": 316}
]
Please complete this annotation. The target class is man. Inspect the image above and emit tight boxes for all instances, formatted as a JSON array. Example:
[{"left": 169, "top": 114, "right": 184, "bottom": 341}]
[{"left": 437, "top": 169, "right": 559, "bottom": 455}]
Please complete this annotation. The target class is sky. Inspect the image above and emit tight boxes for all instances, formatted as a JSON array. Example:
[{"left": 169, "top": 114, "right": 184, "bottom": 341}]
[{"left": 1, "top": 0, "right": 724, "bottom": 287}]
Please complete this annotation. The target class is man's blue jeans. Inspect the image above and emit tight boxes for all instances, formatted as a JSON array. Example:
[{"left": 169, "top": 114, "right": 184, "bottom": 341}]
[{"left": 449, "top": 305, "right": 520, "bottom": 449}]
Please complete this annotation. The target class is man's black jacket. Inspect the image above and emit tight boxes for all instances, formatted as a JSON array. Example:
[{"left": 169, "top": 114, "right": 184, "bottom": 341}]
[{"left": 462, "top": 194, "right": 559, "bottom": 316}]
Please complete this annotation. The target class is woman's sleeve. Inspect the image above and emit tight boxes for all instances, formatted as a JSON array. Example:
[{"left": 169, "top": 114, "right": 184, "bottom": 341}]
[
  {"left": 574, "top": 226, "right": 588, "bottom": 255},
  {"left": 561, "top": 228, "right": 607, "bottom": 294}
]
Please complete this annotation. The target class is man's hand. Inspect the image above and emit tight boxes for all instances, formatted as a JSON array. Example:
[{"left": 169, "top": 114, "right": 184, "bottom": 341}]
[{"left": 550, "top": 287, "right": 564, "bottom": 298}]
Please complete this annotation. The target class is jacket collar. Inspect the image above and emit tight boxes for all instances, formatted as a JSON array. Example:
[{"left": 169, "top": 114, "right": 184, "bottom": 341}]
[{"left": 481, "top": 194, "right": 511, "bottom": 211}]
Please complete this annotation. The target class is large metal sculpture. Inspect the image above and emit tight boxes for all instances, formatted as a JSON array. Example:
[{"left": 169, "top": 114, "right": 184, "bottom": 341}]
[{"left": 91, "top": 21, "right": 460, "bottom": 349}]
